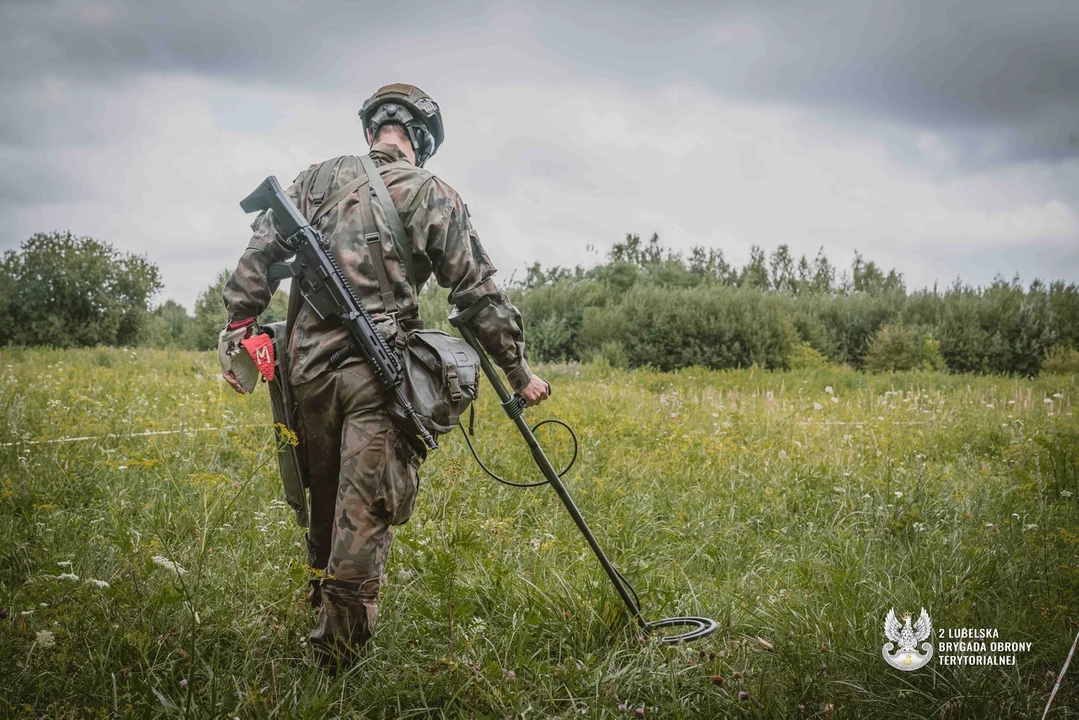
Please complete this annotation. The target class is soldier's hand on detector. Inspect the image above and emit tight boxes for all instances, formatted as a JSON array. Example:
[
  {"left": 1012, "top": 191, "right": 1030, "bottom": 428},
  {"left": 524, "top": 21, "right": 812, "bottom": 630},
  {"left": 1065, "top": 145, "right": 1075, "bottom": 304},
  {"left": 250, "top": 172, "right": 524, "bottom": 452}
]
[{"left": 520, "top": 375, "right": 550, "bottom": 407}]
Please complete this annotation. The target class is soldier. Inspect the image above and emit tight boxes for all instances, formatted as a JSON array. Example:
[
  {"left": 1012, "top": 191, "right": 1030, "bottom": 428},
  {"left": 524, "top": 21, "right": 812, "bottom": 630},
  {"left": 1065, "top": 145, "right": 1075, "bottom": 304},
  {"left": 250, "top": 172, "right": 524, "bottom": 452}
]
[{"left": 217, "top": 83, "right": 550, "bottom": 666}]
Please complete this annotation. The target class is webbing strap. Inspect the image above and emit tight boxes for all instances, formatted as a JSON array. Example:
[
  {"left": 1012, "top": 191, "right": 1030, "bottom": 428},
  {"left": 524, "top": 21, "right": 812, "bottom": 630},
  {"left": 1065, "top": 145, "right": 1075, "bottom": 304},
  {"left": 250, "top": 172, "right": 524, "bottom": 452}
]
[
  {"left": 357, "top": 188, "right": 399, "bottom": 315},
  {"left": 359, "top": 154, "right": 418, "bottom": 294},
  {"left": 307, "top": 158, "right": 338, "bottom": 204},
  {"left": 312, "top": 174, "right": 370, "bottom": 225}
]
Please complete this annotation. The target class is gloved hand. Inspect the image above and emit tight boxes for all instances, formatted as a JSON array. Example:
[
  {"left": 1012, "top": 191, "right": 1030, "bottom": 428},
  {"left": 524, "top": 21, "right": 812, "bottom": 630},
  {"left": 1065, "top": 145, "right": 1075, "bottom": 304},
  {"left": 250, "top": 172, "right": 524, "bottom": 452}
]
[{"left": 218, "top": 318, "right": 260, "bottom": 394}]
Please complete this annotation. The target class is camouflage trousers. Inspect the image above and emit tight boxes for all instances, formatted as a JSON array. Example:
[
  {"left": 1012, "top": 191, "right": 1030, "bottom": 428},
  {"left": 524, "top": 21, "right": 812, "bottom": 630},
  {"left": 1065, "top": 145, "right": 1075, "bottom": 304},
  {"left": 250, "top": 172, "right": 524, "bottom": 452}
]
[{"left": 293, "top": 361, "right": 421, "bottom": 665}]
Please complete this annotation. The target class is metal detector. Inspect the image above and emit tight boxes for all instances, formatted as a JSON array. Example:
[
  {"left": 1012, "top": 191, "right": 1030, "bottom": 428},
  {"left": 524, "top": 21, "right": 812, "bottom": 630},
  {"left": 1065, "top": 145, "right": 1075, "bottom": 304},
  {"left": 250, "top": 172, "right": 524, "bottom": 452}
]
[{"left": 449, "top": 305, "right": 718, "bottom": 644}]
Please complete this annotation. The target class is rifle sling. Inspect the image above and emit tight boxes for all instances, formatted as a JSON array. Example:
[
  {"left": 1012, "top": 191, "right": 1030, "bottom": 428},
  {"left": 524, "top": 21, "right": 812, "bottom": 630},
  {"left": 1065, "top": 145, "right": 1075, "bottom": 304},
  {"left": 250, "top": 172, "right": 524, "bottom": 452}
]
[{"left": 359, "top": 154, "right": 420, "bottom": 296}]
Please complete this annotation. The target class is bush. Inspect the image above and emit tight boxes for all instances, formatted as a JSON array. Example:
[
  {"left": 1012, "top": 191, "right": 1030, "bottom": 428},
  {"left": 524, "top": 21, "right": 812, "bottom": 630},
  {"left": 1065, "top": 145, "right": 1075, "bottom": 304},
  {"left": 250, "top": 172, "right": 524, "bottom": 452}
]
[
  {"left": 864, "top": 325, "right": 945, "bottom": 373},
  {"left": 580, "top": 285, "right": 794, "bottom": 371},
  {"left": 1042, "top": 346, "right": 1079, "bottom": 375},
  {"left": 788, "top": 342, "right": 831, "bottom": 370},
  {"left": 582, "top": 340, "right": 628, "bottom": 369},
  {"left": 0, "top": 231, "right": 161, "bottom": 347}
]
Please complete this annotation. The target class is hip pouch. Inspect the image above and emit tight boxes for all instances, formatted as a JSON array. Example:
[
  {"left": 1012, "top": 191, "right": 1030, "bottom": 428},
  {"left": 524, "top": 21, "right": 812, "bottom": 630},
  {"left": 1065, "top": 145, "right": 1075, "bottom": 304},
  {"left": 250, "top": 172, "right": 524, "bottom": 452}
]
[{"left": 388, "top": 327, "right": 481, "bottom": 437}]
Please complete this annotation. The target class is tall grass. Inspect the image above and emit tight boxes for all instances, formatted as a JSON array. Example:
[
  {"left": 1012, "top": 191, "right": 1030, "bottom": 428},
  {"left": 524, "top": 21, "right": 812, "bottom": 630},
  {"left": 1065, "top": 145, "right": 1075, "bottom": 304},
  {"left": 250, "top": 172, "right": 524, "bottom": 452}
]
[{"left": 1, "top": 347, "right": 1077, "bottom": 718}]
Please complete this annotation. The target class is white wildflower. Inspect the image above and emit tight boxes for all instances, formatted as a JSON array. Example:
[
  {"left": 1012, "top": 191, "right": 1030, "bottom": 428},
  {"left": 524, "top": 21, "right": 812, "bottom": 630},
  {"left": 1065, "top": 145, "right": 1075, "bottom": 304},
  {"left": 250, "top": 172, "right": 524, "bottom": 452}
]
[
  {"left": 117, "top": 465, "right": 128, "bottom": 470},
  {"left": 57, "top": 573, "right": 79, "bottom": 581},
  {"left": 85, "top": 578, "right": 110, "bottom": 589},
  {"left": 56, "top": 561, "right": 72, "bottom": 568},
  {"left": 1061, "top": 490, "right": 1074, "bottom": 498},
  {"left": 912, "top": 522, "right": 926, "bottom": 532},
  {"left": 894, "top": 491, "right": 903, "bottom": 499},
  {"left": 824, "top": 386, "right": 833, "bottom": 395},
  {"left": 778, "top": 450, "right": 787, "bottom": 460},
  {"left": 831, "top": 396, "right": 839, "bottom": 404},
  {"left": 1043, "top": 398, "right": 1053, "bottom": 404},
  {"left": 1053, "top": 393, "right": 1063, "bottom": 399},
  {"left": 35, "top": 630, "right": 55, "bottom": 648},
  {"left": 985, "top": 522, "right": 994, "bottom": 528},
  {"left": 813, "top": 403, "right": 823, "bottom": 411},
  {"left": 151, "top": 555, "right": 187, "bottom": 575},
  {"left": 1024, "top": 524, "right": 1038, "bottom": 531}
]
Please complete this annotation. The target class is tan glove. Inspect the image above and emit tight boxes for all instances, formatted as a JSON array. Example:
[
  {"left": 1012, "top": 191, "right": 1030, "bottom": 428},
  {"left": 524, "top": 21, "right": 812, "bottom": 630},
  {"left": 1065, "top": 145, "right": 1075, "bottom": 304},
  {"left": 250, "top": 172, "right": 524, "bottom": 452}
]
[{"left": 218, "top": 319, "right": 260, "bottom": 394}]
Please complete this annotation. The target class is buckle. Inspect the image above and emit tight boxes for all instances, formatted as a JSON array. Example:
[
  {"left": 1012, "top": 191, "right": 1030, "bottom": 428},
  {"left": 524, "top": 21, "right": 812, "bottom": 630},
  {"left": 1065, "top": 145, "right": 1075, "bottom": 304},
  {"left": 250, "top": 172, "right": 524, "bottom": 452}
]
[{"left": 364, "top": 232, "right": 380, "bottom": 245}]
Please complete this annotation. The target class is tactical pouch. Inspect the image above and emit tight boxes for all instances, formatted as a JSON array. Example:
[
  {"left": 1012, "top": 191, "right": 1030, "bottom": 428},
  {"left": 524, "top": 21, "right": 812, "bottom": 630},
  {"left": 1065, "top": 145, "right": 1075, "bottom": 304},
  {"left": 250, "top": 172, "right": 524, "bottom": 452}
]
[
  {"left": 388, "top": 327, "right": 481, "bottom": 437},
  {"left": 261, "top": 321, "right": 309, "bottom": 527}
]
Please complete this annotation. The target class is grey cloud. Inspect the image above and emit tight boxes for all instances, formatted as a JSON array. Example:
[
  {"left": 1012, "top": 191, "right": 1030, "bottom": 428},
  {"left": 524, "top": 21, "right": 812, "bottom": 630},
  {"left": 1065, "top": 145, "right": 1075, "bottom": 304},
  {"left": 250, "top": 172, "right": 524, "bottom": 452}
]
[
  {"left": 526, "top": 0, "right": 1079, "bottom": 167},
  {"left": 5, "top": 0, "right": 1077, "bottom": 167}
]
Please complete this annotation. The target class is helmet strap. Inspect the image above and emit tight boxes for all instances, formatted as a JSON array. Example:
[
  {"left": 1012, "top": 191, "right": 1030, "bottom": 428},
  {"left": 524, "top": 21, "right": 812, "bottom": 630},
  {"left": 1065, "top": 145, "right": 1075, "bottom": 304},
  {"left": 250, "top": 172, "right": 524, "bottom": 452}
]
[{"left": 405, "top": 124, "right": 434, "bottom": 167}]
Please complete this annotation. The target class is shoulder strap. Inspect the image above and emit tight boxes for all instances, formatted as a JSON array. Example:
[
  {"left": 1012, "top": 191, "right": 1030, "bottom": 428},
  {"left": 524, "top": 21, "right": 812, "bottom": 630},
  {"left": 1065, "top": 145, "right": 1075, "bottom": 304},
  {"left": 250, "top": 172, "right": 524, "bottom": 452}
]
[
  {"left": 355, "top": 189, "right": 400, "bottom": 315},
  {"left": 359, "top": 154, "right": 419, "bottom": 294}
]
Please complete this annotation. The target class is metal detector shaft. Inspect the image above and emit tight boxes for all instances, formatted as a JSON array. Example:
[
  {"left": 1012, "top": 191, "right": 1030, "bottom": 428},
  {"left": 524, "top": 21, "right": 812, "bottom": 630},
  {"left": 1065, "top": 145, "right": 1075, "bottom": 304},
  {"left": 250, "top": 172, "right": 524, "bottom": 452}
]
[{"left": 454, "top": 323, "right": 647, "bottom": 629}]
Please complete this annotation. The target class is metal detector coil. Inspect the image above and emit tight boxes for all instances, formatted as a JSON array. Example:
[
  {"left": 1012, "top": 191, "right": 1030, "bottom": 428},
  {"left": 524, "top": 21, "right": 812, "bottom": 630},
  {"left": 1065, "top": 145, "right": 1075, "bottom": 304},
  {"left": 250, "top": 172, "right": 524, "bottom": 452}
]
[{"left": 449, "top": 306, "right": 718, "bottom": 644}]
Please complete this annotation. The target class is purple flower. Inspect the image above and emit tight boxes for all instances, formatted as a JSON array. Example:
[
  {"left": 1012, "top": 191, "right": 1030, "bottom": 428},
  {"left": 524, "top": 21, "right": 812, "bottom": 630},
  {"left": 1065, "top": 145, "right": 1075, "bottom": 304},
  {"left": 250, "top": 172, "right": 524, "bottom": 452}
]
[
  {"left": 504, "top": 670, "right": 515, "bottom": 682},
  {"left": 617, "top": 703, "right": 627, "bottom": 712},
  {"left": 0, "top": 608, "right": 7, "bottom": 620},
  {"left": 635, "top": 708, "right": 645, "bottom": 718},
  {"left": 179, "top": 679, "right": 188, "bottom": 688},
  {"left": 738, "top": 691, "right": 750, "bottom": 702}
]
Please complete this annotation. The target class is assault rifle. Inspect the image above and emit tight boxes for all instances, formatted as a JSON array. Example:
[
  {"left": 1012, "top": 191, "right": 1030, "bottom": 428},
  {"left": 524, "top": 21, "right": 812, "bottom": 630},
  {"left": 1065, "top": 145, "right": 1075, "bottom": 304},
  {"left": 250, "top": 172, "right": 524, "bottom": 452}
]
[{"left": 239, "top": 175, "right": 438, "bottom": 450}]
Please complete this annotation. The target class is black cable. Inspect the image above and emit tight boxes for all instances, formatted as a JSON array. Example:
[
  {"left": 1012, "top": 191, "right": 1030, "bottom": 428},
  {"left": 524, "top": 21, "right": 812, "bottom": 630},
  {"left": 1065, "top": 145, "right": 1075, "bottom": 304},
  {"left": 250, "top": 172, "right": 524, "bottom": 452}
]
[{"left": 456, "top": 418, "right": 578, "bottom": 488}]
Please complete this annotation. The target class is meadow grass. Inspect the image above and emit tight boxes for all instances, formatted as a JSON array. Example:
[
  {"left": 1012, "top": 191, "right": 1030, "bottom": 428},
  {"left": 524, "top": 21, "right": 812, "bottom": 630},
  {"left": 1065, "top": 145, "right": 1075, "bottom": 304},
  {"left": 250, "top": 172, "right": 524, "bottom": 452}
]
[{"left": 1, "top": 346, "right": 1077, "bottom": 718}]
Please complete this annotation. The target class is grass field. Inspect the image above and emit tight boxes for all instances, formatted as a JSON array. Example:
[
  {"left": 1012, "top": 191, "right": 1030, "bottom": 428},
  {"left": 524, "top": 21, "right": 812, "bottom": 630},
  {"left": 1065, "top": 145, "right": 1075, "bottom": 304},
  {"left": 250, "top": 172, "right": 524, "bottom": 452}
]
[{"left": 1, "top": 346, "right": 1077, "bottom": 718}]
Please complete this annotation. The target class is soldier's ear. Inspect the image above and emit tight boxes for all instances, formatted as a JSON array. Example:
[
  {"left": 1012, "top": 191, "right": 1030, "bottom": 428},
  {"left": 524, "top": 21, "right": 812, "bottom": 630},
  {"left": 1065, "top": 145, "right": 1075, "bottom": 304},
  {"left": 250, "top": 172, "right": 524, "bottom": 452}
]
[{"left": 366, "top": 128, "right": 374, "bottom": 145}]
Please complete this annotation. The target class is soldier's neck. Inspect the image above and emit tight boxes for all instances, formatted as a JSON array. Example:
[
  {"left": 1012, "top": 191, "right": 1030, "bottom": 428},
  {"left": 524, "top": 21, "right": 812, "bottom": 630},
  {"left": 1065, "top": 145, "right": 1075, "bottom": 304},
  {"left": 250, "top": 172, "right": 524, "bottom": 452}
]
[{"left": 378, "top": 136, "right": 416, "bottom": 166}]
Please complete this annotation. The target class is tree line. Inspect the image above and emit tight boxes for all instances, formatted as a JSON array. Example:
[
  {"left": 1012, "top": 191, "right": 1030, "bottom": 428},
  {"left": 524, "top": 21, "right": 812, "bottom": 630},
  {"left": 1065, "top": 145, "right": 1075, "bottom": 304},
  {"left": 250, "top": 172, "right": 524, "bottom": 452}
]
[{"left": 2, "top": 230, "right": 1077, "bottom": 375}]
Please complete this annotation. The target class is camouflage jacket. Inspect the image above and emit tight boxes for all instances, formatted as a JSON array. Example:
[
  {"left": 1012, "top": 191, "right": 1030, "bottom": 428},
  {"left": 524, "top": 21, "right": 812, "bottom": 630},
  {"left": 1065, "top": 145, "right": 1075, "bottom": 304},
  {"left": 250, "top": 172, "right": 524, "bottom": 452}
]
[{"left": 222, "top": 142, "right": 532, "bottom": 390}]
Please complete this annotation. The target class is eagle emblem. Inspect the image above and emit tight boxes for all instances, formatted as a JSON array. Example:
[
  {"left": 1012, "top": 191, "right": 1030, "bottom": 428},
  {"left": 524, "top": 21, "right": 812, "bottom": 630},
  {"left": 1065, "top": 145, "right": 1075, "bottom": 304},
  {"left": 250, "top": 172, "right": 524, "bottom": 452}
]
[{"left": 882, "top": 607, "right": 934, "bottom": 671}]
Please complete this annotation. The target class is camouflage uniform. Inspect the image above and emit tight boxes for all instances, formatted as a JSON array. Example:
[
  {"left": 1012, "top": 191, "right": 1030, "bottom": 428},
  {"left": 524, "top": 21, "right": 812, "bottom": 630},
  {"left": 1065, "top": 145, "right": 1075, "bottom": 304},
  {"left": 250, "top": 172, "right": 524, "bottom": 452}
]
[{"left": 222, "top": 142, "right": 532, "bottom": 662}]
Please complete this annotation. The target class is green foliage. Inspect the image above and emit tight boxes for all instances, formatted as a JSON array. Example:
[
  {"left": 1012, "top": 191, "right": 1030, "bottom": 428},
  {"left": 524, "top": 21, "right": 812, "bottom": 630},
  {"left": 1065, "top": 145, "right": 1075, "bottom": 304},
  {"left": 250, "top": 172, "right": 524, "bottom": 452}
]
[
  {"left": 140, "top": 300, "right": 194, "bottom": 348},
  {"left": 0, "top": 231, "right": 162, "bottom": 347},
  {"left": 512, "top": 280, "right": 609, "bottom": 362},
  {"left": 580, "top": 284, "right": 794, "bottom": 371},
  {"left": 418, "top": 283, "right": 452, "bottom": 331},
  {"left": 937, "top": 278, "right": 1061, "bottom": 376},
  {"left": 788, "top": 341, "right": 831, "bottom": 370},
  {"left": 188, "top": 270, "right": 232, "bottom": 351},
  {"left": 508, "top": 236, "right": 1078, "bottom": 377},
  {"left": 1042, "top": 345, "right": 1079, "bottom": 375},
  {"left": 863, "top": 324, "right": 945, "bottom": 372}
]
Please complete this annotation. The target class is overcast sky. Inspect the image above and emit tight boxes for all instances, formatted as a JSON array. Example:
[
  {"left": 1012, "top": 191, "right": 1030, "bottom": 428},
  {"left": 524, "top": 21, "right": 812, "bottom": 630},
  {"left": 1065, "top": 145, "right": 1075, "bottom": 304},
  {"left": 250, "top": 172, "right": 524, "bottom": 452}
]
[{"left": 2, "top": 0, "right": 1077, "bottom": 310}]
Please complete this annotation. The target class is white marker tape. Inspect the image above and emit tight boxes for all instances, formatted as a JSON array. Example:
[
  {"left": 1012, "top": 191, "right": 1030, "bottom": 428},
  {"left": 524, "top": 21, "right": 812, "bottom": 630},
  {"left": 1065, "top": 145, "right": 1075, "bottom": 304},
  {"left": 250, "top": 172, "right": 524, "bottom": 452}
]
[{"left": 1, "top": 424, "right": 260, "bottom": 448}]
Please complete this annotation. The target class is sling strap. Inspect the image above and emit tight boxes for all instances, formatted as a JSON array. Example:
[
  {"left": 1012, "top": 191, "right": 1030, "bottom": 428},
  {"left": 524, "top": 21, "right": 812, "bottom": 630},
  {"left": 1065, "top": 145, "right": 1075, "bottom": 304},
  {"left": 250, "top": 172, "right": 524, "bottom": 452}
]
[
  {"left": 354, "top": 184, "right": 401, "bottom": 316},
  {"left": 359, "top": 154, "right": 420, "bottom": 295}
]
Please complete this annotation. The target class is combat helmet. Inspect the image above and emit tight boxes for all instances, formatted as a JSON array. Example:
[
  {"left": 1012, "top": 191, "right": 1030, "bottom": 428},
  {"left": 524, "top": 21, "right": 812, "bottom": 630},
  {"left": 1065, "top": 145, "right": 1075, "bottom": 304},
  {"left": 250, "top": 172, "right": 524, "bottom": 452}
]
[{"left": 359, "top": 83, "right": 444, "bottom": 167}]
